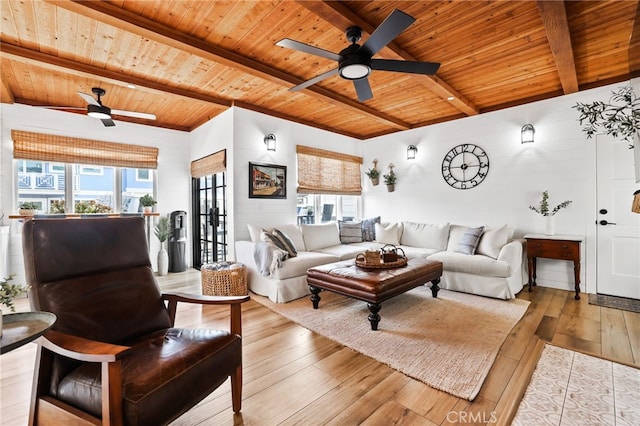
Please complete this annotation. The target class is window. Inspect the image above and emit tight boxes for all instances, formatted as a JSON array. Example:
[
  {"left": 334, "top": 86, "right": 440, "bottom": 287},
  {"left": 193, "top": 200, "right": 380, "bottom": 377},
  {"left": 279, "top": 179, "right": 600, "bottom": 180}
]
[
  {"left": 136, "top": 169, "right": 152, "bottom": 182},
  {"left": 79, "top": 165, "right": 104, "bottom": 175},
  {"left": 296, "top": 145, "right": 362, "bottom": 224},
  {"left": 13, "top": 130, "right": 158, "bottom": 214},
  {"left": 296, "top": 194, "right": 359, "bottom": 224}
]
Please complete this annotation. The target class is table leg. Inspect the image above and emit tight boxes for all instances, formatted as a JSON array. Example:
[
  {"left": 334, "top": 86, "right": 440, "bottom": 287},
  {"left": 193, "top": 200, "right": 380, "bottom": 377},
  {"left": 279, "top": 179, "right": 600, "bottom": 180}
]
[
  {"left": 431, "top": 278, "right": 440, "bottom": 298},
  {"left": 527, "top": 257, "right": 537, "bottom": 292},
  {"left": 367, "top": 303, "right": 381, "bottom": 331},
  {"left": 573, "top": 260, "right": 581, "bottom": 300},
  {"left": 309, "top": 286, "right": 322, "bottom": 309}
]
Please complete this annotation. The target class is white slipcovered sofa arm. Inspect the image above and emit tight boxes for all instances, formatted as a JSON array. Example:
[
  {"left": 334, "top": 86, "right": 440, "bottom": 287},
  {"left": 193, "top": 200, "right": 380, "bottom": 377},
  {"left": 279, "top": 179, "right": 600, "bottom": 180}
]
[{"left": 497, "top": 239, "right": 523, "bottom": 275}]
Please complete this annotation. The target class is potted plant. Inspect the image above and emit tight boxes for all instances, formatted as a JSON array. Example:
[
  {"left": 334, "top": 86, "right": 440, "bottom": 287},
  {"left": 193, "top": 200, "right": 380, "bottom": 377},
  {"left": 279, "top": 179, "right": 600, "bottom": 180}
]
[
  {"left": 18, "top": 201, "right": 38, "bottom": 216},
  {"left": 154, "top": 215, "right": 170, "bottom": 276},
  {"left": 365, "top": 159, "right": 380, "bottom": 186},
  {"left": 1, "top": 275, "right": 28, "bottom": 336},
  {"left": 529, "top": 190, "right": 572, "bottom": 235},
  {"left": 139, "top": 194, "right": 157, "bottom": 213},
  {"left": 383, "top": 163, "right": 396, "bottom": 192}
]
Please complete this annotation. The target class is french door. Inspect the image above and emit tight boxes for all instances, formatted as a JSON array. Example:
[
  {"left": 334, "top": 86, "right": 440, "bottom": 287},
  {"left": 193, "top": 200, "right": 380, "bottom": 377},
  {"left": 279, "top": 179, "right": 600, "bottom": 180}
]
[{"left": 192, "top": 172, "right": 227, "bottom": 268}]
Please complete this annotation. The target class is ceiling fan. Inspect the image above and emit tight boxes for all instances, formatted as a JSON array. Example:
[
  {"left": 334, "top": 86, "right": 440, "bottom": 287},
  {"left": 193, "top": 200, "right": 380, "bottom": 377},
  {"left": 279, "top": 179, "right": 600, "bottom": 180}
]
[
  {"left": 76, "top": 87, "right": 156, "bottom": 127},
  {"left": 276, "top": 9, "right": 440, "bottom": 102}
]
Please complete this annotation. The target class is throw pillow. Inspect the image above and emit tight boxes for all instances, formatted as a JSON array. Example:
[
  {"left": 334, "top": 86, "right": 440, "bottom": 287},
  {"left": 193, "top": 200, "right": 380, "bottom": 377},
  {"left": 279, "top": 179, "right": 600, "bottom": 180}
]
[
  {"left": 361, "top": 216, "right": 381, "bottom": 242},
  {"left": 455, "top": 226, "right": 485, "bottom": 255},
  {"left": 400, "top": 221, "right": 450, "bottom": 250},
  {"left": 260, "top": 230, "right": 288, "bottom": 252},
  {"left": 477, "top": 224, "right": 510, "bottom": 259},
  {"left": 301, "top": 222, "right": 341, "bottom": 251},
  {"left": 272, "top": 228, "right": 298, "bottom": 257},
  {"left": 375, "top": 222, "right": 401, "bottom": 245},
  {"left": 339, "top": 220, "right": 363, "bottom": 244}
]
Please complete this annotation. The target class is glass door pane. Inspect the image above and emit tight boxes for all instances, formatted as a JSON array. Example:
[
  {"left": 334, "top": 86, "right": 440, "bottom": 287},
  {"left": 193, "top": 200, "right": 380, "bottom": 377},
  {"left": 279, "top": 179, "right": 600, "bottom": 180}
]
[{"left": 192, "top": 172, "right": 226, "bottom": 268}]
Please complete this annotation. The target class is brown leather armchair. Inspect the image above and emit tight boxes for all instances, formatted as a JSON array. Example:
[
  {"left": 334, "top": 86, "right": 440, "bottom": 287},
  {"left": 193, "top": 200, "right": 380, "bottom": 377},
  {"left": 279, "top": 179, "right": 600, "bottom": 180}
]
[{"left": 22, "top": 217, "right": 249, "bottom": 425}]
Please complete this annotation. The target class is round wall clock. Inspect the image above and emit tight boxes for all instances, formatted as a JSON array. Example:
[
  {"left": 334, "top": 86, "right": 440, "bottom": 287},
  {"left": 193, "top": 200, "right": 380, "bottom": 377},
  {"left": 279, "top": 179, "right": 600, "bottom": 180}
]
[{"left": 441, "top": 144, "right": 490, "bottom": 190}]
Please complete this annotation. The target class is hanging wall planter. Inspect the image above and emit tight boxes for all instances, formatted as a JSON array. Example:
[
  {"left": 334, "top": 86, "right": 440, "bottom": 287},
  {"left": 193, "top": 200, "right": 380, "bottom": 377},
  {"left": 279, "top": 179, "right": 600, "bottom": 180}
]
[
  {"left": 383, "top": 163, "right": 396, "bottom": 193},
  {"left": 365, "top": 159, "right": 380, "bottom": 186}
]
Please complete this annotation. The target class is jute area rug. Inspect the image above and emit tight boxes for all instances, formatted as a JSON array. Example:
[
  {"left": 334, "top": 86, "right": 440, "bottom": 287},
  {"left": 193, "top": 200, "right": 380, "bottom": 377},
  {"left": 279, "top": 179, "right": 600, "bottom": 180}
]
[{"left": 253, "top": 287, "right": 529, "bottom": 401}]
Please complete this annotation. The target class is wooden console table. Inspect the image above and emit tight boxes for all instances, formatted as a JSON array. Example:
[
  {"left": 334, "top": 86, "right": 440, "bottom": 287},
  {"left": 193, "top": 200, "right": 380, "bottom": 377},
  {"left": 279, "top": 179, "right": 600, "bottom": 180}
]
[{"left": 524, "top": 234, "right": 583, "bottom": 300}]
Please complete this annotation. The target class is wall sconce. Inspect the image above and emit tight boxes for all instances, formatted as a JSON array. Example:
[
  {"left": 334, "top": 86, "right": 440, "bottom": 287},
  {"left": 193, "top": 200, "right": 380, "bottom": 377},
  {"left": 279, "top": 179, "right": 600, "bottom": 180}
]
[
  {"left": 407, "top": 144, "right": 418, "bottom": 160},
  {"left": 264, "top": 133, "right": 276, "bottom": 151},
  {"left": 521, "top": 124, "right": 535, "bottom": 144}
]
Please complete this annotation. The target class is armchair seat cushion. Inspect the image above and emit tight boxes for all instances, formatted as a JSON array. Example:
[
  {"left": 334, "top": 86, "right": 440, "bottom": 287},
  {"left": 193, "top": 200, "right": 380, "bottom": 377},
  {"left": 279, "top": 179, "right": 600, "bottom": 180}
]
[{"left": 57, "top": 328, "right": 241, "bottom": 425}]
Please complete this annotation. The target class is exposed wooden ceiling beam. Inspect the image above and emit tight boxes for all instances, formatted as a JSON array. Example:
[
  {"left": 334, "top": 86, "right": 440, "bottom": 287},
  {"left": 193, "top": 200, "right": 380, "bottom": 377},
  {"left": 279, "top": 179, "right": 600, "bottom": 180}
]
[
  {"left": 1, "top": 78, "right": 15, "bottom": 104},
  {"left": 45, "top": 0, "right": 411, "bottom": 131},
  {"left": 537, "top": 1, "right": 579, "bottom": 94},
  {"left": 0, "top": 41, "right": 233, "bottom": 107},
  {"left": 296, "top": 1, "right": 479, "bottom": 116}
]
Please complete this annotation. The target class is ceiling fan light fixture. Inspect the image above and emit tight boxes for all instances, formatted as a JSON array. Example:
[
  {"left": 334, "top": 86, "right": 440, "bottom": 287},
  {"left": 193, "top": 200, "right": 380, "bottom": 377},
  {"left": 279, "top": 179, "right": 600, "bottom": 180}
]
[
  {"left": 87, "top": 104, "right": 111, "bottom": 120},
  {"left": 339, "top": 63, "right": 371, "bottom": 80}
]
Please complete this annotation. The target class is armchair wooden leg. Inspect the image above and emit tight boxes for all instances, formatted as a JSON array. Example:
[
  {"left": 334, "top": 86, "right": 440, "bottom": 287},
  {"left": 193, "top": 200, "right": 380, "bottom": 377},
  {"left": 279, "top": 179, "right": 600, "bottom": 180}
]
[{"left": 231, "top": 366, "right": 242, "bottom": 413}]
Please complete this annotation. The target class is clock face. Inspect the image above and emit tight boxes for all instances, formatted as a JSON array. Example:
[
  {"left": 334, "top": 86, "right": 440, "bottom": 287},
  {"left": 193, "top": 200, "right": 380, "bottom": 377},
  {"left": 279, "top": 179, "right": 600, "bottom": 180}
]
[{"left": 441, "top": 144, "right": 490, "bottom": 190}]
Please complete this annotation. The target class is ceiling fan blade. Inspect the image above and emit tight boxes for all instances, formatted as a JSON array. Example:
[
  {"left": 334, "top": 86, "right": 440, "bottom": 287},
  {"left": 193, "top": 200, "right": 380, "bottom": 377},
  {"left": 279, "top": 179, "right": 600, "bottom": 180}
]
[
  {"left": 353, "top": 78, "right": 373, "bottom": 102},
  {"left": 77, "top": 91, "right": 100, "bottom": 106},
  {"left": 101, "top": 118, "right": 115, "bottom": 127},
  {"left": 111, "top": 109, "right": 157, "bottom": 120},
  {"left": 361, "top": 9, "right": 415, "bottom": 57},
  {"left": 277, "top": 39, "right": 341, "bottom": 61},
  {"left": 290, "top": 68, "right": 339, "bottom": 92},
  {"left": 371, "top": 59, "right": 440, "bottom": 75}
]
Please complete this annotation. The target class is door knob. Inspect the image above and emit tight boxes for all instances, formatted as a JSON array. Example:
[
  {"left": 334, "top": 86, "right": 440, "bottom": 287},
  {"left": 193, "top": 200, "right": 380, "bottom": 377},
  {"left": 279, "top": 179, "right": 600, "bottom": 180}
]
[
  {"left": 599, "top": 209, "right": 608, "bottom": 215},
  {"left": 599, "top": 220, "right": 617, "bottom": 225}
]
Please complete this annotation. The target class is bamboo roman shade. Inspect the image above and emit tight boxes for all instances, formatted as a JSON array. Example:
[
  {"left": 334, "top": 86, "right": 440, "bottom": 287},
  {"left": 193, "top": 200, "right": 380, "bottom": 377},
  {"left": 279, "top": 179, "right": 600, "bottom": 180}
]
[
  {"left": 296, "top": 145, "right": 362, "bottom": 195},
  {"left": 190, "top": 149, "right": 226, "bottom": 178},
  {"left": 12, "top": 130, "right": 158, "bottom": 169}
]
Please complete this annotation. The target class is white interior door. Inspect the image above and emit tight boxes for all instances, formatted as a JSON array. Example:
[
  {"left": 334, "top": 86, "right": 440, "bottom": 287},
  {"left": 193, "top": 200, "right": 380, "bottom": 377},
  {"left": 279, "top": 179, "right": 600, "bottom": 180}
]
[{"left": 596, "top": 135, "right": 640, "bottom": 299}]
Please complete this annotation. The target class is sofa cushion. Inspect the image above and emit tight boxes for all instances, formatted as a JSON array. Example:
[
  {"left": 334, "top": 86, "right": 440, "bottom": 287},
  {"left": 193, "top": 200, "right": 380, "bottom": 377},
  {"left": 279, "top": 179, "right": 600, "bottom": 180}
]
[
  {"left": 397, "top": 245, "right": 441, "bottom": 259},
  {"left": 361, "top": 216, "right": 381, "bottom": 241},
  {"left": 338, "top": 220, "right": 363, "bottom": 244},
  {"left": 272, "top": 251, "right": 339, "bottom": 280},
  {"left": 375, "top": 222, "right": 401, "bottom": 245},
  {"left": 301, "top": 222, "right": 341, "bottom": 251},
  {"left": 400, "top": 222, "right": 450, "bottom": 251},
  {"left": 248, "top": 224, "right": 306, "bottom": 251},
  {"left": 476, "top": 224, "right": 512, "bottom": 259},
  {"left": 314, "top": 244, "right": 366, "bottom": 260},
  {"left": 456, "top": 226, "right": 484, "bottom": 255},
  {"left": 428, "top": 252, "right": 511, "bottom": 278}
]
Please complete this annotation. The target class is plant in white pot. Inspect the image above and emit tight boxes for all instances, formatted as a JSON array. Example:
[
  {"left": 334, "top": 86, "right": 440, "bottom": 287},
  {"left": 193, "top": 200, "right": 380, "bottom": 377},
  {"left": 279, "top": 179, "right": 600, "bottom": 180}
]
[
  {"left": 529, "top": 190, "right": 572, "bottom": 235},
  {"left": 1, "top": 275, "right": 28, "bottom": 336},
  {"left": 139, "top": 194, "right": 157, "bottom": 213},
  {"left": 154, "top": 216, "right": 170, "bottom": 276}
]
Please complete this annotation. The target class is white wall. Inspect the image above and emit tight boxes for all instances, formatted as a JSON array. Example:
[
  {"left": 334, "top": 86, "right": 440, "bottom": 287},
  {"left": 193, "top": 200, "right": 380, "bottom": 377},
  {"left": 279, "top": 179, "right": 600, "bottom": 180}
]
[
  {"left": 0, "top": 104, "right": 191, "bottom": 283},
  {"left": 230, "top": 107, "right": 361, "bottom": 249},
  {"left": 361, "top": 83, "right": 631, "bottom": 294}
]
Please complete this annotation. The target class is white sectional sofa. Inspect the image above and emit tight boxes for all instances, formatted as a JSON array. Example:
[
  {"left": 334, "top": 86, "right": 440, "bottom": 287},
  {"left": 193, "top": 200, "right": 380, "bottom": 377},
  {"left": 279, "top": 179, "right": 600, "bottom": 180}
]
[{"left": 235, "top": 219, "right": 526, "bottom": 303}]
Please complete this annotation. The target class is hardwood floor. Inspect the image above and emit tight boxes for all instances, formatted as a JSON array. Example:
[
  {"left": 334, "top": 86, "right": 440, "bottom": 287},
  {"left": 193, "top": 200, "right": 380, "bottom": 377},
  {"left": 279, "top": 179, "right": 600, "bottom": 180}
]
[{"left": 1, "top": 270, "right": 638, "bottom": 425}]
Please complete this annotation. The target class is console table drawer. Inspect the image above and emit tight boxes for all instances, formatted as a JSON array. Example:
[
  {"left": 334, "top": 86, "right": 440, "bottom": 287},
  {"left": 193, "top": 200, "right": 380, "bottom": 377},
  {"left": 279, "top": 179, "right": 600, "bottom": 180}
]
[{"left": 528, "top": 239, "right": 579, "bottom": 259}]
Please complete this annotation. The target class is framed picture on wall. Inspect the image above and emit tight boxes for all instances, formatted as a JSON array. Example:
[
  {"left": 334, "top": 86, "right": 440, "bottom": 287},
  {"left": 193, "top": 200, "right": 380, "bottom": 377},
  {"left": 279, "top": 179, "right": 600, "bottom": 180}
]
[{"left": 249, "top": 162, "right": 287, "bottom": 199}]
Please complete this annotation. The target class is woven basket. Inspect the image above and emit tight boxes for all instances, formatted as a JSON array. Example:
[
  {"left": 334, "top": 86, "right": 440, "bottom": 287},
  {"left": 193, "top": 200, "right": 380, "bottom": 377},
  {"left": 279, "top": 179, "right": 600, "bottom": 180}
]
[{"left": 201, "top": 262, "right": 247, "bottom": 296}]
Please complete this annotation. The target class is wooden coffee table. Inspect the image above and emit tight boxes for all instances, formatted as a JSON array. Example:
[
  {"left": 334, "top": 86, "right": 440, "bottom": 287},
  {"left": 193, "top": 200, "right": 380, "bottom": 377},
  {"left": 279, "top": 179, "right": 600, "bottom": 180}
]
[{"left": 306, "top": 258, "right": 443, "bottom": 330}]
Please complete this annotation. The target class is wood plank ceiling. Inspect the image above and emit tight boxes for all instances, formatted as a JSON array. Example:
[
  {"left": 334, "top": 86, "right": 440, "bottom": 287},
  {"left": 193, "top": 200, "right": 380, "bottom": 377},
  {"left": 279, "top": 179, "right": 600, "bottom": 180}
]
[{"left": 1, "top": 0, "right": 637, "bottom": 139}]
